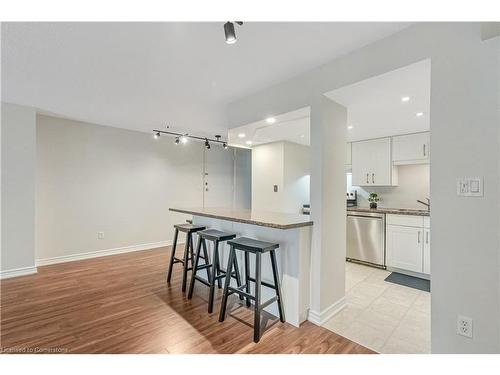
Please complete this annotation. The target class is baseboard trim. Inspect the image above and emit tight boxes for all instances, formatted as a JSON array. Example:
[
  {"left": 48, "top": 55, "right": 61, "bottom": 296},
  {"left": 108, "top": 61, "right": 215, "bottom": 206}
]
[
  {"left": 0, "top": 265, "right": 38, "bottom": 279},
  {"left": 308, "top": 297, "right": 347, "bottom": 326},
  {"left": 35, "top": 240, "right": 180, "bottom": 267}
]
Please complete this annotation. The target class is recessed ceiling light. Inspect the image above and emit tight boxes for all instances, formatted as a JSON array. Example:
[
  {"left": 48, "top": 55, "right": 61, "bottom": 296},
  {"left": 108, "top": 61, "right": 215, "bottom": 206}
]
[
  {"left": 265, "top": 117, "right": 276, "bottom": 124},
  {"left": 416, "top": 112, "right": 424, "bottom": 117},
  {"left": 401, "top": 96, "right": 410, "bottom": 102},
  {"left": 238, "top": 133, "right": 246, "bottom": 138},
  {"left": 347, "top": 125, "right": 354, "bottom": 130},
  {"left": 180, "top": 135, "right": 188, "bottom": 144},
  {"left": 300, "top": 134, "right": 305, "bottom": 138},
  {"left": 245, "top": 140, "right": 253, "bottom": 145}
]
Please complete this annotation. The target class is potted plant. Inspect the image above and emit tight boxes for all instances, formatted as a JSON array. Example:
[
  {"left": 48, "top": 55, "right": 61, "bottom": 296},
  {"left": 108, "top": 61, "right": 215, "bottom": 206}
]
[{"left": 368, "top": 192, "right": 379, "bottom": 209}]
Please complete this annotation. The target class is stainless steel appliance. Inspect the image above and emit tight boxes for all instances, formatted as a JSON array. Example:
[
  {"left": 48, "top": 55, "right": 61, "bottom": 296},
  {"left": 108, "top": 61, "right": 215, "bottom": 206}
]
[{"left": 347, "top": 211, "right": 386, "bottom": 268}]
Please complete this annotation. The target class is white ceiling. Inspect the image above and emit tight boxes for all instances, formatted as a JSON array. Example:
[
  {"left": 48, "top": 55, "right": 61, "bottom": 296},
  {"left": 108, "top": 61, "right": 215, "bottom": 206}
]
[
  {"left": 1, "top": 22, "right": 410, "bottom": 137},
  {"left": 229, "top": 59, "right": 431, "bottom": 147},
  {"left": 228, "top": 107, "right": 310, "bottom": 148},
  {"left": 326, "top": 59, "right": 431, "bottom": 142}
]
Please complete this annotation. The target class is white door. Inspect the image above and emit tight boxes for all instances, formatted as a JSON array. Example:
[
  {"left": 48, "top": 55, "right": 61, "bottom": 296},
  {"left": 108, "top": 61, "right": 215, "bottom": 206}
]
[
  {"left": 370, "top": 137, "right": 392, "bottom": 186},
  {"left": 386, "top": 224, "right": 423, "bottom": 272},
  {"left": 423, "top": 229, "right": 431, "bottom": 274},
  {"left": 351, "top": 140, "right": 373, "bottom": 186},
  {"left": 203, "top": 147, "right": 235, "bottom": 208},
  {"left": 392, "top": 132, "right": 430, "bottom": 164}
]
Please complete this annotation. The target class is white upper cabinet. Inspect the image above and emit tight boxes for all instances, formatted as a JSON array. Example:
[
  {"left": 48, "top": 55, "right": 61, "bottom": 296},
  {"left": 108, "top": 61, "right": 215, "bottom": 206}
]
[
  {"left": 352, "top": 137, "right": 397, "bottom": 186},
  {"left": 346, "top": 142, "right": 352, "bottom": 166},
  {"left": 392, "top": 132, "right": 430, "bottom": 165}
]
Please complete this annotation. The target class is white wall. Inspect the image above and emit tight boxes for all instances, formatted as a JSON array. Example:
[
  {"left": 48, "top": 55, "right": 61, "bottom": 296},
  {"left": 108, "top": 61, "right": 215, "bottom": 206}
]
[
  {"left": 283, "top": 142, "right": 310, "bottom": 213},
  {"left": 349, "top": 164, "right": 430, "bottom": 209},
  {"left": 252, "top": 142, "right": 285, "bottom": 212},
  {"left": 227, "top": 23, "right": 500, "bottom": 353},
  {"left": 252, "top": 141, "right": 310, "bottom": 214},
  {"left": 35, "top": 114, "right": 249, "bottom": 264},
  {"left": 1, "top": 103, "right": 37, "bottom": 276}
]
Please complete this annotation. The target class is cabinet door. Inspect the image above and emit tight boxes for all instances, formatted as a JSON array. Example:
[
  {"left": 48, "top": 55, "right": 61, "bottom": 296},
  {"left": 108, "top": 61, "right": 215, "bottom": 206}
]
[
  {"left": 392, "top": 132, "right": 430, "bottom": 164},
  {"left": 370, "top": 137, "right": 392, "bottom": 186},
  {"left": 346, "top": 142, "right": 352, "bottom": 165},
  {"left": 423, "top": 229, "right": 431, "bottom": 274},
  {"left": 351, "top": 140, "right": 372, "bottom": 186},
  {"left": 386, "top": 225, "right": 423, "bottom": 273}
]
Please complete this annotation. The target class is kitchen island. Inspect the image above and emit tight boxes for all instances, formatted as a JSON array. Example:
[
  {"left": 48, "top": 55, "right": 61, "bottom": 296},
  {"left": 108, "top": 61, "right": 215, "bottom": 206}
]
[{"left": 169, "top": 207, "right": 313, "bottom": 327}]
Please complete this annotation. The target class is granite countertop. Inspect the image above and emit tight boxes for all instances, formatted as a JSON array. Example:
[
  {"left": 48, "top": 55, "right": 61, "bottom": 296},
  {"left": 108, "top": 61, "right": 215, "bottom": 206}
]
[
  {"left": 169, "top": 207, "right": 313, "bottom": 230},
  {"left": 347, "top": 206, "right": 430, "bottom": 216}
]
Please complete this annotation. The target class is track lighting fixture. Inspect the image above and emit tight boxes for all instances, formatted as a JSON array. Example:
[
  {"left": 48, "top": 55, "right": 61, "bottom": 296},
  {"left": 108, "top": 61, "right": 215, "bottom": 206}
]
[
  {"left": 224, "top": 21, "right": 243, "bottom": 44},
  {"left": 152, "top": 130, "right": 228, "bottom": 149}
]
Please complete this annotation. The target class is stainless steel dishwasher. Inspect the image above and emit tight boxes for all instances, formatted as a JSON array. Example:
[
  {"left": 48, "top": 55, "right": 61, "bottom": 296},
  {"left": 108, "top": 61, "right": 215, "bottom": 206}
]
[{"left": 346, "top": 211, "right": 386, "bottom": 268}]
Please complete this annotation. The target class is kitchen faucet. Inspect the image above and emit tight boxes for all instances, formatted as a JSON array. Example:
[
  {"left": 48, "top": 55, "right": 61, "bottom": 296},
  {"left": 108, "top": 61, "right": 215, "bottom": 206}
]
[{"left": 417, "top": 198, "right": 430, "bottom": 210}]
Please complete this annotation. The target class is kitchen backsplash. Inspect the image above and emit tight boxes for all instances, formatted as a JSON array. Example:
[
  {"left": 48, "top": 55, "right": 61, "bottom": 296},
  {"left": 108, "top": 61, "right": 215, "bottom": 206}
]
[{"left": 347, "top": 164, "right": 430, "bottom": 209}]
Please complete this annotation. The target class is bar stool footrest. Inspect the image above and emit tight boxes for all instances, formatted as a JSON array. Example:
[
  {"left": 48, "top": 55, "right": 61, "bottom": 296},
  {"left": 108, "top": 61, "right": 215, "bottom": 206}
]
[
  {"left": 247, "top": 276, "right": 277, "bottom": 290},
  {"left": 228, "top": 285, "right": 255, "bottom": 301}
]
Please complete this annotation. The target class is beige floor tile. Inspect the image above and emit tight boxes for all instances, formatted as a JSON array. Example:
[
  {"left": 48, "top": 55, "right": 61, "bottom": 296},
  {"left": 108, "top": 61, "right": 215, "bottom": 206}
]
[
  {"left": 338, "top": 320, "right": 392, "bottom": 352},
  {"left": 368, "top": 296, "right": 411, "bottom": 320},
  {"left": 381, "top": 284, "right": 420, "bottom": 307},
  {"left": 412, "top": 292, "right": 431, "bottom": 313},
  {"left": 380, "top": 336, "right": 430, "bottom": 354},
  {"left": 323, "top": 303, "right": 363, "bottom": 333}
]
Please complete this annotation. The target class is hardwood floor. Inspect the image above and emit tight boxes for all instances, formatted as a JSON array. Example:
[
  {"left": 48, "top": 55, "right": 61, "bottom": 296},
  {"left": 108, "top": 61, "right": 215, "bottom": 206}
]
[{"left": 0, "top": 246, "right": 373, "bottom": 354}]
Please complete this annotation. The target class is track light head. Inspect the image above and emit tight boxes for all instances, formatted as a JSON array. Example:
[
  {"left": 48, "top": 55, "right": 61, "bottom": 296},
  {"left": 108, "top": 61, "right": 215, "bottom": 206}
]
[
  {"left": 224, "top": 22, "right": 237, "bottom": 44},
  {"left": 174, "top": 137, "right": 180, "bottom": 145},
  {"left": 205, "top": 138, "right": 211, "bottom": 150},
  {"left": 223, "top": 142, "right": 228, "bottom": 149},
  {"left": 154, "top": 132, "right": 160, "bottom": 139}
]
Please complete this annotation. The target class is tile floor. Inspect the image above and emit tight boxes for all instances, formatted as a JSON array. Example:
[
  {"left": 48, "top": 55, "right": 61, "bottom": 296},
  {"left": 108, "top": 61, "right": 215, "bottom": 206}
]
[{"left": 323, "top": 262, "right": 431, "bottom": 354}]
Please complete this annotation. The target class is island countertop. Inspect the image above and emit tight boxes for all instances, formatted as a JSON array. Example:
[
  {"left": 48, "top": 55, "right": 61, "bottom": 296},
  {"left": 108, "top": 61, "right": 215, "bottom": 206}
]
[{"left": 169, "top": 207, "right": 313, "bottom": 230}]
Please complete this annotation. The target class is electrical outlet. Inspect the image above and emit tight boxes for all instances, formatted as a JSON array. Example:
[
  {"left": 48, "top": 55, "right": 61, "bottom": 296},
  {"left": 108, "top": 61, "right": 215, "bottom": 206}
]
[
  {"left": 97, "top": 232, "right": 104, "bottom": 240},
  {"left": 457, "top": 315, "right": 473, "bottom": 338}
]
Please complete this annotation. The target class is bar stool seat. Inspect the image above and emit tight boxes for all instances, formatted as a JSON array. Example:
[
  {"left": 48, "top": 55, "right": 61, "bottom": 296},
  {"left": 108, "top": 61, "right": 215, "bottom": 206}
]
[
  {"left": 219, "top": 237, "right": 285, "bottom": 343},
  {"left": 166, "top": 223, "right": 207, "bottom": 292},
  {"left": 188, "top": 229, "right": 242, "bottom": 313}
]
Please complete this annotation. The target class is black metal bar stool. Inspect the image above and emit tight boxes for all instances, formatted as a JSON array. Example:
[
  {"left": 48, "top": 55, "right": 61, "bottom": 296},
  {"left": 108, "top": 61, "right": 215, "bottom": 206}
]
[
  {"left": 166, "top": 223, "right": 207, "bottom": 292},
  {"left": 218, "top": 237, "right": 285, "bottom": 343},
  {"left": 187, "top": 229, "right": 243, "bottom": 313}
]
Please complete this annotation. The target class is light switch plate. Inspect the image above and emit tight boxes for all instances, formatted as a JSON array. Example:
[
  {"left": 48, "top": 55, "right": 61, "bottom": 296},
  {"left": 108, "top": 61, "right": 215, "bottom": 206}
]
[{"left": 457, "top": 177, "right": 483, "bottom": 197}]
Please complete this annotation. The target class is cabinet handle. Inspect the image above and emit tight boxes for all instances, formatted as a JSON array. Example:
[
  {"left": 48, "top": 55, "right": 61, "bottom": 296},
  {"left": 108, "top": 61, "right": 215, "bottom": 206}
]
[
  {"left": 366, "top": 173, "right": 369, "bottom": 184},
  {"left": 418, "top": 231, "right": 421, "bottom": 244},
  {"left": 372, "top": 173, "right": 375, "bottom": 183},
  {"left": 426, "top": 231, "right": 429, "bottom": 244},
  {"left": 423, "top": 144, "right": 426, "bottom": 157}
]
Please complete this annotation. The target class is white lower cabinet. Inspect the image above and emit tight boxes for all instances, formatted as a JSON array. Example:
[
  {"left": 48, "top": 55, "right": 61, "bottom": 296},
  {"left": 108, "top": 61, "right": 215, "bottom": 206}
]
[
  {"left": 423, "top": 229, "right": 431, "bottom": 274},
  {"left": 386, "top": 214, "right": 430, "bottom": 276},
  {"left": 386, "top": 224, "right": 423, "bottom": 273}
]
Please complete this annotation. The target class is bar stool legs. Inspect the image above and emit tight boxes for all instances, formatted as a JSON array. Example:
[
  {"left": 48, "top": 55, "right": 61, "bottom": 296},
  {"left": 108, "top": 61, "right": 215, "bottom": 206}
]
[
  {"left": 166, "top": 228, "right": 179, "bottom": 283},
  {"left": 218, "top": 238, "right": 285, "bottom": 343},
  {"left": 253, "top": 252, "right": 262, "bottom": 343}
]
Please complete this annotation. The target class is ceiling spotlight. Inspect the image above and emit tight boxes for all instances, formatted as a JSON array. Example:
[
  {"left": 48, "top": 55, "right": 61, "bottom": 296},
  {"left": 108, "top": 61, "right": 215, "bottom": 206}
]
[
  {"left": 401, "top": 96, "right": 410, "bottom": 102},
  {"left": 223, "top": 142, "right": 228, "bottom": 149},
  {"left": 347, "top": 125, "right": 354, "bottom": 130},
  {"left": 205, "top": 138, "right": 211, "bottom": 150},
  {"left": 238, "top": 133, "right": 246, "bottom": 138},
  {"left": 180, "top": 135, "right": 188, "bottom": 144},
  {"left": 154, "top": 132, "right": 160, "bottom": 139},
  {"left": 224, "top": 21, "right": 243, "bottom": 44},
  {"left": 416, "top": 112, "right": 424, "bottom": 117},
  {"left": 224, "top": 22, "right": 237, "bottom": 44},
  {"left": 245, "top": 140, "right": 253, "bottom": 145},
  {"left": 174, "top": 137, "right": 180, "bottom": 145},
  {"left": 265, "top": 117, "right": 276, "bottom": 124}
]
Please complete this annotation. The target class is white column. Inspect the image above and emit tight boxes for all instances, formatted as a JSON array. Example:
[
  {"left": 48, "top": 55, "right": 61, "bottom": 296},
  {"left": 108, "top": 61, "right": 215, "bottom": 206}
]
[{"left": 308, "top": 95, "right": 347, "bottom": 325}]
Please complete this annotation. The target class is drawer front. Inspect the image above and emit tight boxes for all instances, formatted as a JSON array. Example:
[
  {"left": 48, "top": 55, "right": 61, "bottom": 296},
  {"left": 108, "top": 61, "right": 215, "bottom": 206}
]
[{"left": 386, "top": 214, "right": 424, "bottom": 228}]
